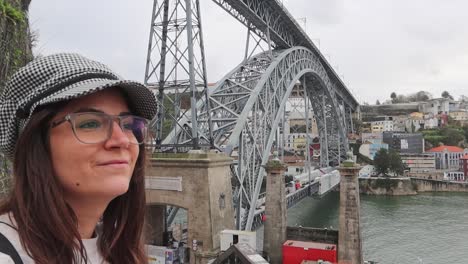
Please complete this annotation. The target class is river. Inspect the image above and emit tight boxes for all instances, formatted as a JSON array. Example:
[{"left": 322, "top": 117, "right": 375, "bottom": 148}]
[{"left": 287, "top": 192, "right": 468, "bottom": 264}]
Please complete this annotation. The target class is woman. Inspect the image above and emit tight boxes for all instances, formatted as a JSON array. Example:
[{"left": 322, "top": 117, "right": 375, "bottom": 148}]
[{"left": 0, "top": 53, "right": 158, "bottom": 263}]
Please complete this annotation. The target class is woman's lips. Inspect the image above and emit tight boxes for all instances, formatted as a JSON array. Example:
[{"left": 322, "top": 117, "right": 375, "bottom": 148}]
[{"left": 97, "top": 160, "right": 129, "bottom": 168}]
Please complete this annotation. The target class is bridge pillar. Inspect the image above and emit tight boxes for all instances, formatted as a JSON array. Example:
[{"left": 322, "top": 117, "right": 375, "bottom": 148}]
[
  {"left": 263, "top": 159, "right": 287, "bottom": 264},
  {"left": 338, "top": 158, "right": 363, "bottom": 264},
  {"left": 145, "top": 150, "right": 235, "bottom": 264}
]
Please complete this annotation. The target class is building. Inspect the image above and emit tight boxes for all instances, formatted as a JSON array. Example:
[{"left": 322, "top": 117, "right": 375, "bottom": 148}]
[
  {"left": 400, "top": 153, "right": 436, "bottom": 178},
  {"left": 444, "top": 171, "right": 465, "bottom": 182},
  {"left": 426, "top": 146, "right": 468, "bottom": 170},
  {"left": 359, "top": 142, "right": 388, "bottom": 160},
  {"left": 370, "top": 120, "right": 393, "bottom": 132},
  {"left": 286, "top": 133, "right": 308, "bottom": 152},
  {"left": 382, "top": 132, "right": 424, "bottom": 154},
  {"left": 460, "top": 154, "right": 468, "bottom": 179},
  {"left": 361, "top": 133, "right": 383, "bottom": 145},
  {"left": 449, "top": 110, "right": 468, "bottom": 125},
  {"left": 283, "top": 155, "right": 306, "bottom": 176},
  {"left": 419, "top": 98, "right": 451, "bottom": 115}
]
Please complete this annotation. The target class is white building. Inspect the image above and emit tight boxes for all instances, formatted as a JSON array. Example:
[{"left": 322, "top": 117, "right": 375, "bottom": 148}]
[
  {"left": 370, "top": 120, "right": 393, "bottom": 132},
  {"left": 419, "top": 98, "right": 451, "bottom": 115}
]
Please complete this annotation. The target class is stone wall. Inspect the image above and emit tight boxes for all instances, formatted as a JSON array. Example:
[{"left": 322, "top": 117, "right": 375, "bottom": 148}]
[
  {"left": 359, "top": 178, "right": 417, "bottom": 195},
  {"left": 145, "top": 151, "right": 235, "bottom": 264},
  {"left": 359, "top": 177, "right": 468, "bottom": 195},
  {"left": 286, "top": 226, "right": 338, "bottom": 245},
  {"left": 411, "top": 178, "right": 468, "bottom": 192}
]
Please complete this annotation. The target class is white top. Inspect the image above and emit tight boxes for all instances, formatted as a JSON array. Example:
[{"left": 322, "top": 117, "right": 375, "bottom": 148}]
[{"left": 0, "top": 213, "right": 106, "bottom": 264}]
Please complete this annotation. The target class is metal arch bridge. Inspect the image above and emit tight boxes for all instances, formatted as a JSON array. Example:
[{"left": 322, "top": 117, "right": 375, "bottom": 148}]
[{"left": 145, "top": 0, "right": 359, "bottom": 231}]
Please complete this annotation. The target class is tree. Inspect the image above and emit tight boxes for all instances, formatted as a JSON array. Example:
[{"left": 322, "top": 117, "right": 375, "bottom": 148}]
[
  {"left": 441, "top": 91, "right": 454, "bottom": 100},
  {"left": 373, "top": 148, "right": 390, "bottom": 176},
  {"left": 463, "top": 126, "right": 468, "bottom": 143},
  {"left": 408, "top": 91, "right": 431, "bottom": 102},
  {"left": 376, "top": 100, "right": 381, "bottom": 105},
  {"left": 0, "top": 0, "right": 34, "bottom": 92},
  {"left": 441, "top": 127, "right": 465, "bottom": 146},
  {"left": 388, "top": 150, "right": 405, "bottom": 176},
  {"left": 390, "top": 92, "right": 397, "bottom": 103}
]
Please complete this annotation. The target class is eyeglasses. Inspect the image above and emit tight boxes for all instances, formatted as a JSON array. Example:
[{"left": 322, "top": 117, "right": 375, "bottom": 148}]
[{"left": 51, "top": 112, "right": 150, "bottom": 145}]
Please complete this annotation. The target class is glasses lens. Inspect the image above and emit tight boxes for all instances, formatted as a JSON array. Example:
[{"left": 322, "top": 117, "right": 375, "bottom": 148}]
[
  {"left": 121, "top": 116, "right": 148, "bottom": 144},
  {"left": 73, "top": 113, "right": 110, "bottom": 144}
]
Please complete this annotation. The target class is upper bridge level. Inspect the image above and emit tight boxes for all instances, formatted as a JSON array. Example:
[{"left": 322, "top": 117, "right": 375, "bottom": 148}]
[{"left": 212, "top": 0, "right": 359, "bottom": 110}]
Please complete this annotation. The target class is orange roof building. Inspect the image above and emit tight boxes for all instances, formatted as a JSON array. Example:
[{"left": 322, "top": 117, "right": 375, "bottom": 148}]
[
  {"left": 426, "top": 145, "right": 468, "bottom": 170},
  {"left": 426, "top": 146, "right": 464, "bottom": 153}
]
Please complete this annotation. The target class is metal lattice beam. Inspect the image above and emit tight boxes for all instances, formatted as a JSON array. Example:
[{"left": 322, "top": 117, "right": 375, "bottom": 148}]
[
  {"left": 211, "top": 0, "right": 359, "bottom": 110},
  {"left": 167, "top": 47, "right": 350, "bottom": 230}
]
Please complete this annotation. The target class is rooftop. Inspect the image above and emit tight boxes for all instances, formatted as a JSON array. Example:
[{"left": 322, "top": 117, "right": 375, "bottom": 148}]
[{"left": 426, "top": 146, "right": 464, "bottom": 153}]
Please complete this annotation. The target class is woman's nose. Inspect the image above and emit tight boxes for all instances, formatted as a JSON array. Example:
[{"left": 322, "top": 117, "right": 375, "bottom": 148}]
[{"left": 105, "top": 121, "right": 130, "bottom": 148}]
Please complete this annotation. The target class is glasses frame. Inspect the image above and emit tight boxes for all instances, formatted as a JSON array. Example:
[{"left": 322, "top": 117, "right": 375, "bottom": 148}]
[{"left": 51, "top": 112, "right": 150, "bottom": 145}]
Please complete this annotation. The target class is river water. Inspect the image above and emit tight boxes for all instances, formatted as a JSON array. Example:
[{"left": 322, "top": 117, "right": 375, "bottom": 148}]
[{"left": 287, "top": 192, "right": 468, "bottom": 264}]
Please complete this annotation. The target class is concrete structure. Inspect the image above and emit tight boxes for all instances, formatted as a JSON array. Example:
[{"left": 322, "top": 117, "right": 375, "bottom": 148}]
[
  {"left": 360, "top": 177, "right": 468, "bottom": 194},
  {"left": 411, "top": 178, "right": 468, "bottom": 192},
  {"left": 338, "top": 159, "right": 363, "bottom": 264},
  {"left": 426, "top": 146, "right": 468, "bottom": 170},
  {"left": 263, "top": 160, "right": 287, "bottom": 264},
  {"left": 145, "top": 151, "right": 235, "bottom": 264},
  {"left": 400, "top": 153, "right": 436, "bottom": 174},
  {"left": 286, "top": 226, "right": 338, "bottom": 245},
  {"left": 360, "top": 103, "right": 420, "bottom": 121},
  {"left": 359, "top": 178, "right": 417, "bottom": 195}
]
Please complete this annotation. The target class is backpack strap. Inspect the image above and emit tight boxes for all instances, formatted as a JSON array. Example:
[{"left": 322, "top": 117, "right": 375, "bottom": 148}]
[{"left": 0, "top": 221, "right": 24, "bottom": 264}]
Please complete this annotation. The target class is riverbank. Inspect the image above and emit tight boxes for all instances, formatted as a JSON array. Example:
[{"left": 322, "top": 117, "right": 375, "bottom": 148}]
[{"left": 359, "top": 177, "right": 468, "bottom": 195}]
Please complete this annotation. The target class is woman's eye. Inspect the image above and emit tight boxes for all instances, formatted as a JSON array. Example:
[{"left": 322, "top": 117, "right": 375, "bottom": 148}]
[
  {"left": 122, "top": 122, "right": 135, "bottom": 131},
  {"left": 77, "top": 120, "right": 102, "bottom": 129}
]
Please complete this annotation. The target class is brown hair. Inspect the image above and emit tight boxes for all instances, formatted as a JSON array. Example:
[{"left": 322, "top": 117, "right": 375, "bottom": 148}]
[{"left": 0, "top": 104, "right": 148, "bottom": 264}]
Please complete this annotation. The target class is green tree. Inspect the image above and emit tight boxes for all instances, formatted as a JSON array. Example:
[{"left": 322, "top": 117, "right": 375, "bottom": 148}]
[
  {"left": 441, "top": 127, "right": 465, "bottom": 146},
  {"left": 441, "top": 91, "right": 454, "bottom": 100},
  {"left": 373, "top": 148, "right": 390, "bottom": 176},
  {"left": 388, "top": 149, "right": 404, "bottom": 176},
  {"left": 390, "top": 92, "right": 397, "bottom": 103},
  {"left": 376, "top": 100, "right": 381, "bottom": 105},
  {"left": 463, "top": 126, "right": 468, "bottom": 142}
]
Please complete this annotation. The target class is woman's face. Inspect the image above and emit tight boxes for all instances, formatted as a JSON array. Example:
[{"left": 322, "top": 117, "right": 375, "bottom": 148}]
[{"left": 49, "top": 88, "right": 140, "bottom": 201}]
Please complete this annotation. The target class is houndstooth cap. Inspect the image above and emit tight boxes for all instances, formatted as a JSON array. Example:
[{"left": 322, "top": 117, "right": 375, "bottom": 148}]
[{"left": 0, "top": 53, "right": 158, "bottom": 159}]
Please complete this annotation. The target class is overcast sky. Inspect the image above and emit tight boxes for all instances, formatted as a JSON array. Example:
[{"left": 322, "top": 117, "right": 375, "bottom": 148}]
[{"left": 29, "top": 0, "right": 468, "bottom": 104}]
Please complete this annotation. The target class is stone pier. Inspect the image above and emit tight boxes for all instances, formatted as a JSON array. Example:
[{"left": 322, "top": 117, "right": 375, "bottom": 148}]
[
  {"left": 263, "top": 159, "right": 287, "bottom": 264},
  {"left": 145, "top": 150, "right": 235, "bottom": 264},
  {"left": 338, "top": 159, "right": 363, "bottom": 264}
]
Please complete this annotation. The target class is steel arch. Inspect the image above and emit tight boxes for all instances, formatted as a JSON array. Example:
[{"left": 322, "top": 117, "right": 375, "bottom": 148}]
[{"left": 166, "top": 46, "right": 350, "bottom": 230}]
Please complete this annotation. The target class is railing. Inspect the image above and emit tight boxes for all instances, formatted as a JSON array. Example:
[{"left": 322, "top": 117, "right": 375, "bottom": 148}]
[
  {"left": 212, "top": 244, "right": 268, "bottom": 264},
  {"left": 286, "top": 181, "right": 319, "bottom": 208}
]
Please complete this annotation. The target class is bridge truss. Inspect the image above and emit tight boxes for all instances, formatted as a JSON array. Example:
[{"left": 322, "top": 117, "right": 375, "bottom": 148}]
[{"left": 145, "top": 0, "right": 359, "bottom": 231}]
